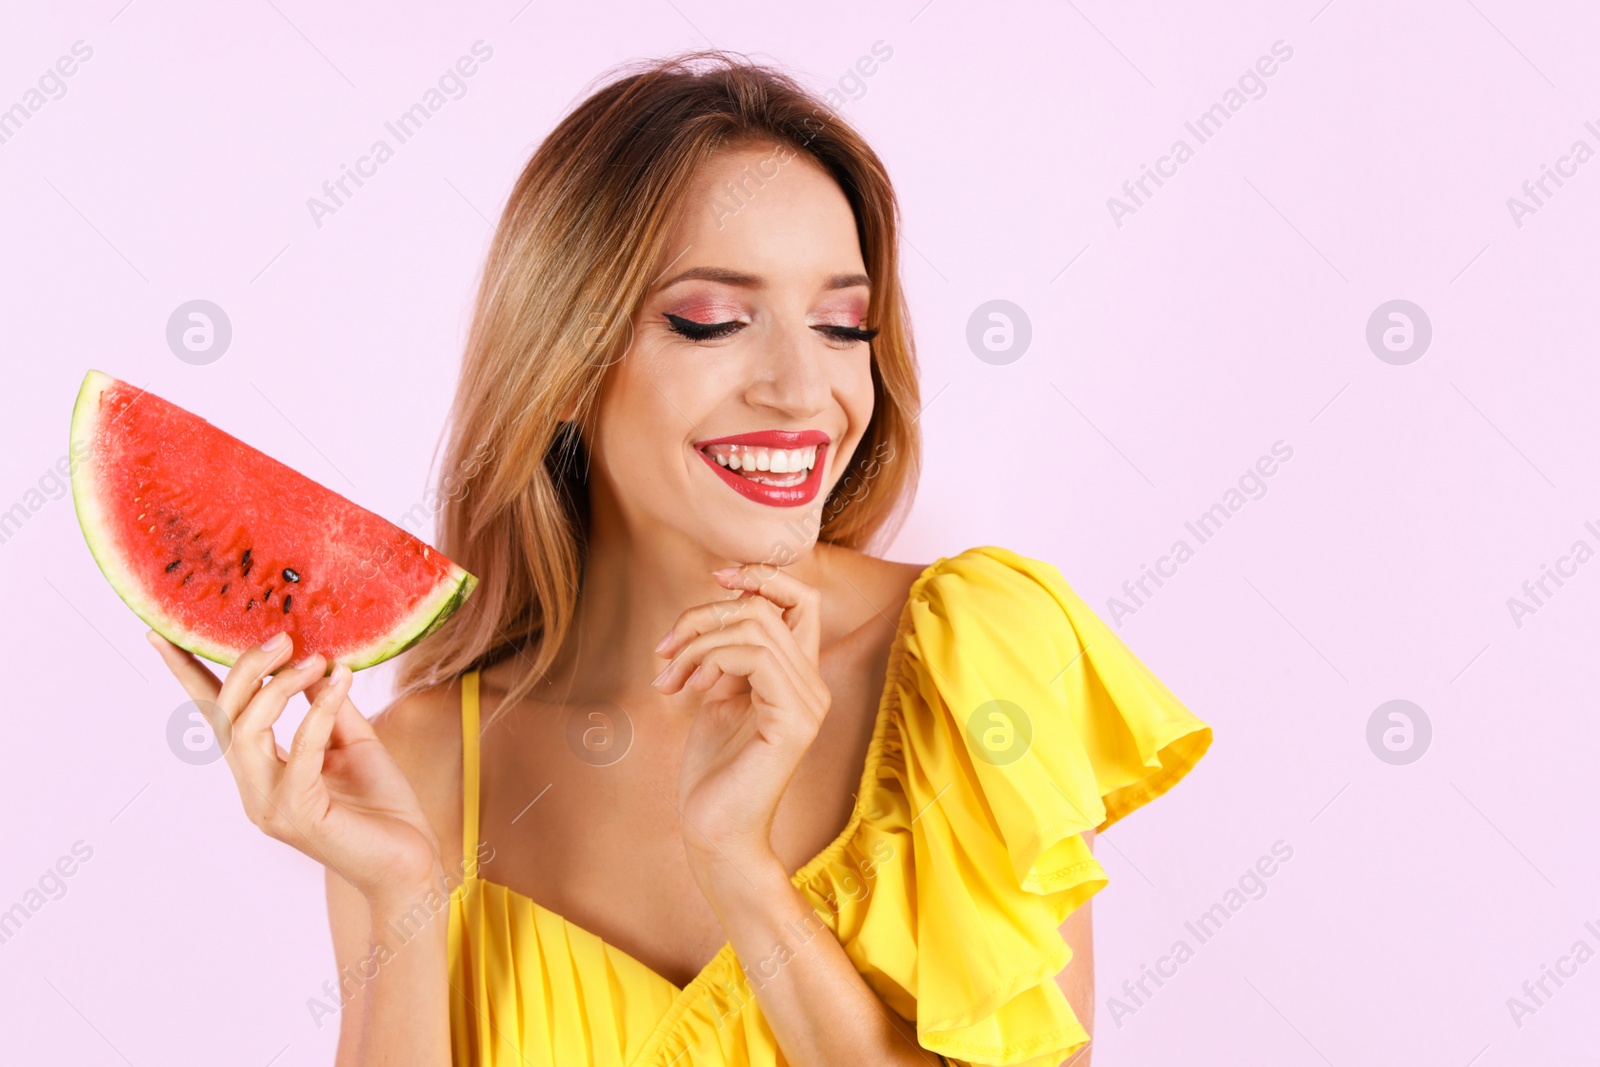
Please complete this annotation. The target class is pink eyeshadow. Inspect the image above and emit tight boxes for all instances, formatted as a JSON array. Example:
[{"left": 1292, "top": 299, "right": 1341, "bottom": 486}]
[{"left": 663, "top": 298, "right": 745, "bottom": 321}]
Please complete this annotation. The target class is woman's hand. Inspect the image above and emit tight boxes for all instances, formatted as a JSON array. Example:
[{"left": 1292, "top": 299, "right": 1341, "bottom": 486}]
[
  {"left": 147, "top": 631, "right": 447, "bottom": 913},
  {"left": 651, "top": 564, "right": 832, "bottom": 873}
]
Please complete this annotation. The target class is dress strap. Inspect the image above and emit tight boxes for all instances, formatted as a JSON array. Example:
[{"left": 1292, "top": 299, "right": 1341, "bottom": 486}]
[{"left": 460, "top": 669, "right": 481, "bottom": 878}]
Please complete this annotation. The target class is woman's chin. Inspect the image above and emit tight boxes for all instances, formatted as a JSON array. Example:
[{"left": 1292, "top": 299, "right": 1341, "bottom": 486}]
[{"left": 691, "top": 520, "right": 819, "bottom": 567}]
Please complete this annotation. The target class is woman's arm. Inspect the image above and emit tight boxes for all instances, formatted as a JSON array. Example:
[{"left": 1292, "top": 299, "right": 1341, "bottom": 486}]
[
  {"left": 147, "top": 634, "right": 456, "bottom": 1064},
  {"left": 326, "top": 695, "right": 459, "bottom": 1065},
  {"left": 690, "top": 846, "right": 944, "bottom": 1065},
  {"left": 657, "top": 565, "right": 942, "bottom": 1064},
  {"left": 1055, "top": 829, "right": 1096, "bottom": 1065},
  {"left": 693, "top": 830, "right": 1096, "bottom": 1067},
  {"left": 327, "top": 866, "right": 452, "bottom": 1066}
]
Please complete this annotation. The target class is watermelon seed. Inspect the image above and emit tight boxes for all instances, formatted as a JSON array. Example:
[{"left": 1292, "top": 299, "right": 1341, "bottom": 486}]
[
  {"left": 264, "top": 587, "right": 273, "bottom": 603},
  {"left": 283, "top": 595, "right": 293, "bottom": 613},
  {"left": 220, "top": 583, "right": 229, "bottom": 596},
  {"left": 282, "top": 568, "right": 300, "bottom": 583},
  {"left": 245, "top": 598, "right": 255, "bottom": 612},
  {"left": 164, "top": 559, "right": 182, "bottom": 573},
  {"left": 241, "top": 549, "right": 254, "bottom": 577},
  {"left": 180, "top": 572, "right": 191, "bottom": 586}
]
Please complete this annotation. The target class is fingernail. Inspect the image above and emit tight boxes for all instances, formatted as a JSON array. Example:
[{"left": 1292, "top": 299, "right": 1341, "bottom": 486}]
[
  {"left": 712, "top": 566, "right": 739, "bottom": 578},
  {"left": 261, "top": 632, "right": 288, "bottom": 652},
  {"left": 144, "top": 630, "right": 161, "bottom": 648},
  {"left": 651, "top": 665, "right": 670, "bottom": 686},
  {"left": 330, "top": 663, "right": 351, "bottom": 684},
  {"left": 653, "top": 628, "right": 673, "bottom": 653},
  {"left": 293, "top": 653, "right": 318, "bottom": 670}
]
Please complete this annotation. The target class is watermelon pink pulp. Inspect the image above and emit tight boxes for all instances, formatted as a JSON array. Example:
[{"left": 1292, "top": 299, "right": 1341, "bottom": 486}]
[{"left": 69, "top": 369, "right": 477, "bottom": 671}]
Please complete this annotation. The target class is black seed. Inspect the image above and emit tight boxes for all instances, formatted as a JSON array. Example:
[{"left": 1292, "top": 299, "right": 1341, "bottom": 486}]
[
  {"left": 282, "top": 568, "right": 300, "bottom": 583},
  {"left": 263, "top": 587, "right": 273, "bottom": 603},
  {"left": 241, "top": 549, "right": 254, "bottom": 577},
  {"left": 282, "top": 595, "right": 293, "bottom": 613},
  {"left": 220, "top": 583, "right": 229, "bottom": 596},
  {"left": 179, "top": 572, "right": 191, "bottom": 586},
  {"left": 164, "top": 559, "right": 182, "bottom": 574},
  {"left": 245, "top": 598, "right": 255, "bottom": 611},
  {"left": 192, "top": 532, "right": 202, "bottom": 541}
]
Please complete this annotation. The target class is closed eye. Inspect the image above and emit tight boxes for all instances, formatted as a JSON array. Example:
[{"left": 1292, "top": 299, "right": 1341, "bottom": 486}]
[
  {"left": 816, "top": 324, "right": 879, "bottom": 344},
  {"left": 664, "top": 313, "right": 743, "bottom": 341},
  {"left": 662, "top": 313, "right": 879, "bottom": 345}
]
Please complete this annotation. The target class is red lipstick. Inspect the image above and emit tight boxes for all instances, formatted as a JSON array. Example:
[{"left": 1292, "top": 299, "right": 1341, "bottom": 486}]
[{"left": 693, "top": 429, "right": 830, "bottom": 508}]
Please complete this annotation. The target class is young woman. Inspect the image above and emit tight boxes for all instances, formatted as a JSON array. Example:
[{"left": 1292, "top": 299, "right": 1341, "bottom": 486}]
[{"left": 149, "top": 50, "right": 1211, "bottom": 1067}]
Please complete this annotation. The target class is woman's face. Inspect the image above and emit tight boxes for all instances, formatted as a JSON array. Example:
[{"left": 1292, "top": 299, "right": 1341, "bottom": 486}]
[{"left": 588, "top": 141, "right": 877, "bottom": 565}]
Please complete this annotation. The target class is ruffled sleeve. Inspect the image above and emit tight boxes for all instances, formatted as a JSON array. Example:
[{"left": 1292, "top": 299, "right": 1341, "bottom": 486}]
[{"left": 803, "top": 544, "right": 1211, "bottom": 1067}]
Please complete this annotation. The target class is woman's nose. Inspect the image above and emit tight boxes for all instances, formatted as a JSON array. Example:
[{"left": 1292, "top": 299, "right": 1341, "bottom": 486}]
[{"left": 743, "top": 323, "right": 831, "bottom": 417}]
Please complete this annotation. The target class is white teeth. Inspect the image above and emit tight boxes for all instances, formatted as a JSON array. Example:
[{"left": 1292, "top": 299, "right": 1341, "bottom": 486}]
[{"left": 702, "top": 442, "right": 821, "bottom": 484}]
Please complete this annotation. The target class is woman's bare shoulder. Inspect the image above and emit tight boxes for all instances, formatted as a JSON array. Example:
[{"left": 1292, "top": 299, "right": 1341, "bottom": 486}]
[
  {"left": 813, "top": 542, "right": 930, "bottom": 613},
  {"left": 369, "top": 679, "right": 461, "bottom": 774}
]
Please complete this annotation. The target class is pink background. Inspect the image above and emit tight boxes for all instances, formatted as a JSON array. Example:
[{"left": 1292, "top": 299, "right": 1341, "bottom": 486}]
[{"left": 3, "top": 0, "right": 1597, "bottom": 1062}]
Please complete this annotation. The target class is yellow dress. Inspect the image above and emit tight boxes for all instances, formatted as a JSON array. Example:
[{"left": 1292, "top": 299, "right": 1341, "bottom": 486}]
[{"left": 447, "top": 544, "right": 1212, "bottom": 1066}]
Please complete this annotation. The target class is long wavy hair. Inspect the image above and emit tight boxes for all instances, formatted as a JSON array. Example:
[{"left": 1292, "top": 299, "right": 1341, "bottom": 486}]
[{"left": 391, "top": 49, "right": 922, "bottom": 725}]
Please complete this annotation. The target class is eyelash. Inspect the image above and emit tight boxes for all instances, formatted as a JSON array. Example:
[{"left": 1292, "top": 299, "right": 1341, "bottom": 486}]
[{"left": 662, "top": 312, "right": 879, "bottom": 345}]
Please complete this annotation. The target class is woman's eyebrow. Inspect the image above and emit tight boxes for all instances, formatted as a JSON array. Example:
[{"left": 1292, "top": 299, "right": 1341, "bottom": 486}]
[{"left": 655, "top": 266, "right": 871, "bottom": 292}]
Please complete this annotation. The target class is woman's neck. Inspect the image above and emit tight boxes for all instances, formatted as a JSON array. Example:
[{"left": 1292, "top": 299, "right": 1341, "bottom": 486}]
[{"left": 524, "top": 520, "right": 837, "bottom": 706}]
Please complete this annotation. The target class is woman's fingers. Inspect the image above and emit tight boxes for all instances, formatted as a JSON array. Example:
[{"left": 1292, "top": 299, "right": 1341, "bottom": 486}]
[
  {"left": 691, "top": 643, "right": 826, "bottom": 743},
  {"left": 655, "top": 619, "right": 828, "bottom": 725},
  {"left": 145, "top": 630, "right": 223, "bottom": 703},
  {"left": 659, "top": 575, "right": 819, "bottom": 662},
  {"left": 660, "top": 593, "right": 791, "bottom": 661},
  {"left": 281, "top": 663, "right": 353, "bottom": 803},
  {"left": 711, "top": 564, "right": 822, "bottom": 654},
  {"left": 304, "top": 675, "right": 380, "bottom": 747},
  {"left": 145, "top": 631, "right": 242, "bottom": 755},
  {"left": 148, "top": 636, "right": 378, "bottom": 773},
  {"left": 649, "top": 564, "right": 830, "bottom": 723},
  {"left": 228, "top": 658, "right": 351, "bottom": 847},
  {"left": 654, "top": 617, "right": 810, "bottom": 699},
  {"left": 214, "top": 633, "right": 296, "bottom": 725},
  {"left": 657, "top": 565, "right": 822, "bottom": 661},
  {"left": 233, "top": 654, "right": 328, "bottom": 773}
]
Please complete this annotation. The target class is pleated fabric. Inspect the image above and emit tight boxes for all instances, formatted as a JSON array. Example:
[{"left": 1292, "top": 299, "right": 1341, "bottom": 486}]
[{"left": 447, "top": 545, "right": 1213, "bottom": 1066}]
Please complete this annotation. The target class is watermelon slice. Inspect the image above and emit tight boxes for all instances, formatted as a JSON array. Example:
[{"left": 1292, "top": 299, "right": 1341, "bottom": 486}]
[{"left": 69, "top": 369, "right": 478, "bottom": 672}]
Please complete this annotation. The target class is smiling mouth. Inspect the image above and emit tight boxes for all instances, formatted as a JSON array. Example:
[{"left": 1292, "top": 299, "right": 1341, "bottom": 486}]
[
  {"left": 698, "top": 442, "right": 819, "bottom": 487},
  {"left": 691, "top": 431, "right": 831, "bottom": 508}
]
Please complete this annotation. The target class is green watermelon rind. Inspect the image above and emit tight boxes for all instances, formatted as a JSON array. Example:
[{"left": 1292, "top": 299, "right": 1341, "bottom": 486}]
[
  {"left": 344, "top": 566, "right": 478, "bottom": 671},
  {"left": 69, "top": 368, "right": 477, "bottom": 673}
]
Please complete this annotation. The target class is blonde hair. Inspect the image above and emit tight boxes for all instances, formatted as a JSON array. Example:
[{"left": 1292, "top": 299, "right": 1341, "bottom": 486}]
[{"left": 392, "top": 49, "right": 922, "bottom": 724}]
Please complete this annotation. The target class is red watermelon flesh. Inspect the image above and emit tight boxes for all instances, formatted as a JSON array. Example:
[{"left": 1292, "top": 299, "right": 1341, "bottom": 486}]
[{"left": 70, "top": 369, "right": 477, "bottom": 671}]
